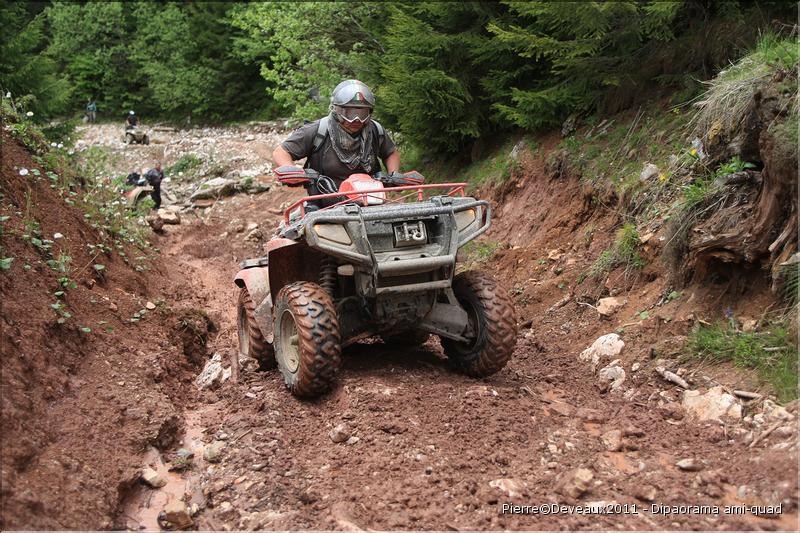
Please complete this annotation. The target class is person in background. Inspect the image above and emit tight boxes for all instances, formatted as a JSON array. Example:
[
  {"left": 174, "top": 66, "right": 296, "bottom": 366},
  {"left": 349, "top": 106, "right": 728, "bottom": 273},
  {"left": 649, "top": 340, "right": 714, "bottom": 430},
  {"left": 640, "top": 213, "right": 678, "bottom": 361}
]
[
  {"left": 144, "top": 162, "right": 164, "bottom": 210},
  {"left": 86, "top": 99, "right": 97, "bottom": 123},
  {"left": 126, "top": 110, "right": 139, "bottom": 129}
]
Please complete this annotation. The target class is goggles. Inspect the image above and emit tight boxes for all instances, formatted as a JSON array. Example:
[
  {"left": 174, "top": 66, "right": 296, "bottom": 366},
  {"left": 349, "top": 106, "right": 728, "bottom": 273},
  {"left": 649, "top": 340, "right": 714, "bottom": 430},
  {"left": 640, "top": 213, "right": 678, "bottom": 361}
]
[{"left": 335, "top": 105, "right": 372, "bottom": 124}]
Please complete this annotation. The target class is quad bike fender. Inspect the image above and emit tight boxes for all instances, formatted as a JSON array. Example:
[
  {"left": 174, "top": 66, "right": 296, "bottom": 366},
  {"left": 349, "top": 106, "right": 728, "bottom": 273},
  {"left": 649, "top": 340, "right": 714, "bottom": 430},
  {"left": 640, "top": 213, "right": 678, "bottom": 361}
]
[
  {"left": 267, "top": 240, "right": 325, "bottom": 304},
  {"left": 234, "top": 266, "right": 273, "bottom": 342}
]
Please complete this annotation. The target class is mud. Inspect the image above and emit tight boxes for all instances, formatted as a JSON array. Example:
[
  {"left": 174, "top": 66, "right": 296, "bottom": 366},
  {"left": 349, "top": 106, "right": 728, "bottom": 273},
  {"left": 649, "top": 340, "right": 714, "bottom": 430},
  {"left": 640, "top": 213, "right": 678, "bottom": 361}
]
[{"left": 1, "top": 124, "right": 798, "bottom": 530}]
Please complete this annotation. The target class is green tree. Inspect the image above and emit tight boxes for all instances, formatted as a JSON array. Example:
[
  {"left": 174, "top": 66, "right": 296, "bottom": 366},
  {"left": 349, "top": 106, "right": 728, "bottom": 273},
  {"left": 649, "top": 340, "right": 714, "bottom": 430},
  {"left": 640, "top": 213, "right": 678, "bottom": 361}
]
[
  {"left": 231, "top": 1, "right": 389, "bottom": 120},
  {"left": 0, "top": 2, "right": 70, "bottom": 116},
  {"left": 129, "top": 2, "right": 215, "bottom": 118},
  {"left": 378, "top": 2, "right": 516, "bottom": 154},
  {"left": 46, "top": 1, "right": 138, "bottom": 116}
]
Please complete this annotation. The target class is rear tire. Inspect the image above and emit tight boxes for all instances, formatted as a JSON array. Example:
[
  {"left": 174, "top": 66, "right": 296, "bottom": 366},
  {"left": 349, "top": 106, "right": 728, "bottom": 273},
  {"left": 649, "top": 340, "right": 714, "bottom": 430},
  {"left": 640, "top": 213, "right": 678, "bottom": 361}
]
[
  {"left": 441, "top": 270, "right": 517, "bottom": 377},
  {"left": 237, "top": 287, "right": 275, "bottom": 370},
  {"left": 143, "top": 136, "right": 150, "bottom": 145},
  {"left": 273, "top": 282, "right": 341, "bottom": 397}
]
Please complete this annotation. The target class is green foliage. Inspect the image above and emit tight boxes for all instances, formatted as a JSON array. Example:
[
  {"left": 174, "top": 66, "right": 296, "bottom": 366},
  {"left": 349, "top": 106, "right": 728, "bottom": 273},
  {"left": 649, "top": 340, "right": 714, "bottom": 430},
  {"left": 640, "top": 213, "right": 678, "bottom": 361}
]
[
  {"left": 458, "top": 239, "right": 502, "bottom": 272},
  {"left": 590, "top": 223, "right": 645, "bottom": 278},
  {"left": 687, "top": 322, "right": 798, "bottom": 402},
  {"left": 0, "top": 3, "right": 71, "bottom": 116},
  {"left": 458, "top": 140, "right": 522, "bottom": 189},
  {"left": 714, "top": 156, "right": 756, "bottom": 177},
  {"left": 167, "top": 154, "right": 203, "bottom": 176},
  {"left": 231, "top": 2, "right": 389, "bottom": 120}
]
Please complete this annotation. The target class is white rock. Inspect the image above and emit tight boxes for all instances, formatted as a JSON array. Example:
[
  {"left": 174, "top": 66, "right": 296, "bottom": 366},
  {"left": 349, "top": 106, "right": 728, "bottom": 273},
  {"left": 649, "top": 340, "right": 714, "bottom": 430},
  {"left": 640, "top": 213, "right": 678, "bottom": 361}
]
[
  {"left": 597, "top": 297, "right": 624, "bottom": 317},
  {"left": 557, "top": 468, "right": 594, "bottom": 498},
  {"left": 190, "top": 177, "right": 237, "bottom": 201},
  {"left": 579, "top": 333, "right": 625, "bottom": 370},
  {"left": 676, "top": 458, "right": 703, "bottom": 471},
  {"left": 762, "top": 400, "right": 793, "bottom": 422},
  {"left": 598, "top": 364, "right": 626, "bottom": 392},
  {"left": 682, "top": 386, "right": 742, "bottom": 422},
  {"left": 196, "top": 353, "right": 224, "bottom": 390},
  {"left": 601, "top": 430, "right": 623, "bottom": 451},
  {"left": 489, "top": 478, "right": 525, "bottom": 498},
  {"left": 329, "top": 424, "right": 350, "bottom": 443},
  {"left": 141, "top": 467, "right": 166, "bottom": 488},
  {"left": 53, "top": 233, "right": 64, "bottom": 240},
  {"left": 157, "top": 209, "right": 180, "bottom": 225},
  {"left": 639, "top": 163, "right": 659, "bottom": 182}
]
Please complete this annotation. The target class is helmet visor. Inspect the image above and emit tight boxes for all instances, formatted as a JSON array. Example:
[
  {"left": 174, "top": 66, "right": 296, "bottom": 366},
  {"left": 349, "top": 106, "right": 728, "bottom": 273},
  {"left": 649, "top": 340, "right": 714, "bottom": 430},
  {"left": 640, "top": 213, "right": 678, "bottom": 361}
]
[{"left": 336, "top": 106, "right": 372, "bottom": 124}]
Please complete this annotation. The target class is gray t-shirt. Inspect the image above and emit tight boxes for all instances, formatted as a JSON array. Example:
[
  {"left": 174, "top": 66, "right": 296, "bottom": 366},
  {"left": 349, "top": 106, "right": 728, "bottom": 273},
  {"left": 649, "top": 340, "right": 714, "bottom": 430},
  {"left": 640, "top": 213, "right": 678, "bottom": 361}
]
[{"left": 280, "top": 118, "right": 396, "bottom": 182}]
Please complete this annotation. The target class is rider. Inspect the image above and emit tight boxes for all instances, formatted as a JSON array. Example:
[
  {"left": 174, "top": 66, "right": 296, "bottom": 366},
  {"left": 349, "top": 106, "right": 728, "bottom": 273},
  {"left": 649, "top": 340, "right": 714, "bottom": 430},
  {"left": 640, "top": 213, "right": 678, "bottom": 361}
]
[
  {"left": 272, "top": 79, "right": 400, "bottom": 192},
  {"left": 144, "top": 162, "right": 164, "bottom": 210},
  {"left": 126, "top": 110, "right": 139, "bottom": 129}
]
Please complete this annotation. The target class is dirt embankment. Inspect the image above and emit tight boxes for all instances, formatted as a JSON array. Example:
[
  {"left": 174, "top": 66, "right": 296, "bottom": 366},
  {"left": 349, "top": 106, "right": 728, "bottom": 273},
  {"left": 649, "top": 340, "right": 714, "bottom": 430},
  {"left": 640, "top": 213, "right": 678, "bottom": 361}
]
[{"left": 2, "top": 122, "right": 798, "bottom": 531}]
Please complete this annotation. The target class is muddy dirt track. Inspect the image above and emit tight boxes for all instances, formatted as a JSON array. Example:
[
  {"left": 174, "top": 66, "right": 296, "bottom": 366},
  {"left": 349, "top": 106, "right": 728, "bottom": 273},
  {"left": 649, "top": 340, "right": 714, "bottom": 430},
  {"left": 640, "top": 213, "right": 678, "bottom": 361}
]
[{"left": 2, "top": 125, "right": 798, "bottom": 531}]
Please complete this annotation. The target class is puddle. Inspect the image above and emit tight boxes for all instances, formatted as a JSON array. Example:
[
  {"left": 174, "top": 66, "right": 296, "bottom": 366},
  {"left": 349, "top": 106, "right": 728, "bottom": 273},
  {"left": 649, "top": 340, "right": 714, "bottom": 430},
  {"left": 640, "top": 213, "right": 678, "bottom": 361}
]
[{"left": 121, "top": 411, "right": 207, "bottom": 530}]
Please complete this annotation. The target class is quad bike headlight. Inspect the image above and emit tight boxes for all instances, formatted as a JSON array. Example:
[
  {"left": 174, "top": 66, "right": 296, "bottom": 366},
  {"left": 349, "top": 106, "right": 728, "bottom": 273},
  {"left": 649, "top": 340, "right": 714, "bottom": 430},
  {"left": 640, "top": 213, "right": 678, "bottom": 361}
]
[
  {"left": 313, "top": 223, "right": 352, "bottom": 245},
  {"left": 454, "top": 208, "right": 477, "bottom": 232}
]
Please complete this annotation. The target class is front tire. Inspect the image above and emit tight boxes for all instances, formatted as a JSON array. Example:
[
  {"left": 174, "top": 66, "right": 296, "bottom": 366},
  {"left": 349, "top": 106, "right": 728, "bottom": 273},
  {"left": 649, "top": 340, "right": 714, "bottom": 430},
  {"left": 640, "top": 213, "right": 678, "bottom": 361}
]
[
  {"left": 124, "top": 134, "right": 133, "bottom": 145},
  {"left": 273, "top": 282, "right": 341, "bottom": 397},
  {"left": 237, "top": 287, "right": 275, "bottom": 370},
  {"left": 441, "top": 270, "right": 517, "bottom": 377}
]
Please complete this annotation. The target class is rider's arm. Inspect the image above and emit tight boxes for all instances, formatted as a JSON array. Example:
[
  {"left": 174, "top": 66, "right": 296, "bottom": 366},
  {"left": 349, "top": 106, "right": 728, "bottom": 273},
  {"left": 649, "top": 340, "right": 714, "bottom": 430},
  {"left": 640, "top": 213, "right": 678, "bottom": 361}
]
[
  {"left": 384, "top": 149, "right": 400, "bottom": 173},
  {"left": 272, "top": 146, "right": 296, "bottom": 167}
]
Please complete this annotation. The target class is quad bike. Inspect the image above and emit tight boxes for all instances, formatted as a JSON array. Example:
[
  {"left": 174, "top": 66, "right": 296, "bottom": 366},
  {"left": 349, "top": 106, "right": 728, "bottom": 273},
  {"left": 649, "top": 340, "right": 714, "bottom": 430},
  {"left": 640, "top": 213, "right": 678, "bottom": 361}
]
[
  {"left": 123, "top": 125, "right": 150, "bottom": 145},
  {"left": 234, "top": 167, "right": 517, "bottom": 397}
]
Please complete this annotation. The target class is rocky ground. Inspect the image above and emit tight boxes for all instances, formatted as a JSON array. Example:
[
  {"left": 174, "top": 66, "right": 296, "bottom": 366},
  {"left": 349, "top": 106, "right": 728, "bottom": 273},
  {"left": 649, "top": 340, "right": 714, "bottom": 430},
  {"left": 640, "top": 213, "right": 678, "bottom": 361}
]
[{"left": 1, "top": 124, "right": 798, "bottom": 531}]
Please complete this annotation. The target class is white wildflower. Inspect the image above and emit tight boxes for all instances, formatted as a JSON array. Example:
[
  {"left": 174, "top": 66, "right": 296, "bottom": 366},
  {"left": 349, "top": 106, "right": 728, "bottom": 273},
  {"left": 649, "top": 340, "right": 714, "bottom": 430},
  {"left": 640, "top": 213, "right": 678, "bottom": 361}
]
[
  {"left": 53, "top": 233, "right": 64, "bottom": 240},
  {"left": 25, "top": 111, "right": 33, "bottom": 117},
  {"left": 19, "top": 168, "right": 29, "bottom": 176}
]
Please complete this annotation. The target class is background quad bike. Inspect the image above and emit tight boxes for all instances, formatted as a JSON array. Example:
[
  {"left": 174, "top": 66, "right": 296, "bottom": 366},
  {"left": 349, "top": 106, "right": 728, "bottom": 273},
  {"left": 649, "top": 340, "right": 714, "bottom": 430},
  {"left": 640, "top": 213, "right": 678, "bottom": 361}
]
[{"left": 123, "top": 127, "right": 149, "bottom": 145}]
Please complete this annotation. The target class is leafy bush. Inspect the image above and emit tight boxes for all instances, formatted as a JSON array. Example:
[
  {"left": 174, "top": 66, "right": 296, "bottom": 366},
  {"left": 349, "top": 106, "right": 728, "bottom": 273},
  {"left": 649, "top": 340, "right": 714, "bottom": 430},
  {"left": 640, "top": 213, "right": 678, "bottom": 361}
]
[{"left": 167, "top": 154, "right": 203, "bottom": 175}]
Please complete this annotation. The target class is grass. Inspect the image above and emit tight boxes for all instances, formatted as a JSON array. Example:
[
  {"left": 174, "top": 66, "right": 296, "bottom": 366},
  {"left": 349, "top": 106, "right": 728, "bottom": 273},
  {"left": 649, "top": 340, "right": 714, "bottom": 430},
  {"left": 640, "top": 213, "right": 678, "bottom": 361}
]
[
  {"left": 400, "top": 136, "right": 535, "bottom": 190},
  {"left": 692, "top": 33, "right": 798, "bottom": 140},
  {"left": 590, "top": 222, "right": 645, "bottom": 278},
  {"left": 167, "top": 153, "right": 203, "bottom": 176},
  {"left": 687, "top": 321, "right": 799, "bottom": 403},
  {"left": 458, "top": 239, "right": 502, "bottom": 272}
]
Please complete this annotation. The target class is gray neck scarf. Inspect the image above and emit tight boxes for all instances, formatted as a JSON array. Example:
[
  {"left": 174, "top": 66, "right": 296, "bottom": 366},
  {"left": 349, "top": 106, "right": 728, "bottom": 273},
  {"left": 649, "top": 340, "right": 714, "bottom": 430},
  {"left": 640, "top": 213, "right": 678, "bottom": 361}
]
[{"left": 328, "top": 113, "right": 375, "bottom": 173}]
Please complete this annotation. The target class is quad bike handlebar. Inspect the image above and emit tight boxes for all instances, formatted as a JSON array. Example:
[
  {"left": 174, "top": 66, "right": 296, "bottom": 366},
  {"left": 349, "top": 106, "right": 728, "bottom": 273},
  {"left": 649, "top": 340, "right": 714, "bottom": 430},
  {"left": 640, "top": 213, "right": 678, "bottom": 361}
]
[{"left": 273, "top": 165, "right": 463, "bottom": 222}]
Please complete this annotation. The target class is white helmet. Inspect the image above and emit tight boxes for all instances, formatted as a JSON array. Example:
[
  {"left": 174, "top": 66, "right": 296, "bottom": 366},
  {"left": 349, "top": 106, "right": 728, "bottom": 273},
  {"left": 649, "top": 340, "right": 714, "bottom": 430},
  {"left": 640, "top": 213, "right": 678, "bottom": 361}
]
[
  {"left": 330, "top": 80, "right": 374, "bottom": 125},
  {"left": 129, "top": 110, "right": 135, "bottom": 115}
]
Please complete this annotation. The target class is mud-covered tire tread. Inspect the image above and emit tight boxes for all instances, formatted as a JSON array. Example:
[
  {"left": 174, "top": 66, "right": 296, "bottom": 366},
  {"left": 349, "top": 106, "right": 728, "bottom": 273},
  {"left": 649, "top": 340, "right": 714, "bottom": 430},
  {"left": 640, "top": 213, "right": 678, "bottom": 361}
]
[
  {"left": 238, "top": 287, "right": 275, "bottom": 369},
  {"left": 275, "top": 281, "right": 341, "bottom": 397},
  {"left": 442, "top": 270, "right": 517, "bottom": 377}
]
